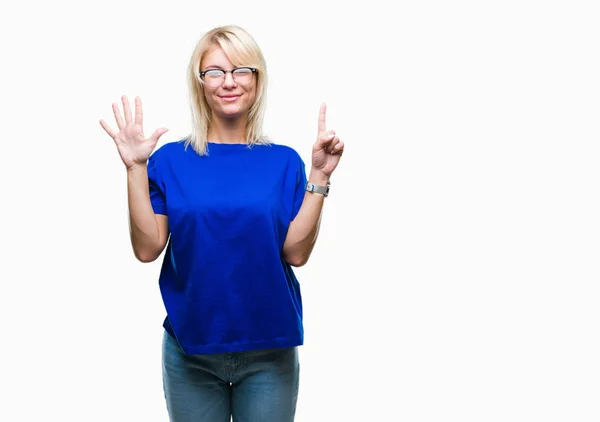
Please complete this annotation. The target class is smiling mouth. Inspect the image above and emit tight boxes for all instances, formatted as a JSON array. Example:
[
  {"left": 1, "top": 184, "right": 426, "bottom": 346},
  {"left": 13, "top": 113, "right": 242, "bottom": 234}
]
[{"left": 220, "top": 95, "right": 241, "bottom": 102}]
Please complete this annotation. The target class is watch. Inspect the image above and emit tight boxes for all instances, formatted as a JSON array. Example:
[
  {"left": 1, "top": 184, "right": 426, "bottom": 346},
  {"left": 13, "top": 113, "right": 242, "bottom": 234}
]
[{"left": 306, "top": 180, "right": 330, "bottom": 197}]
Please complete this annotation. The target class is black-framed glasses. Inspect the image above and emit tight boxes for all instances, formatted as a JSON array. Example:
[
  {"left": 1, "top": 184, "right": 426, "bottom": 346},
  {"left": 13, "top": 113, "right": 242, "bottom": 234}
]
[{"left": 199, "top": 67, "right": 257, "bottom": 87}]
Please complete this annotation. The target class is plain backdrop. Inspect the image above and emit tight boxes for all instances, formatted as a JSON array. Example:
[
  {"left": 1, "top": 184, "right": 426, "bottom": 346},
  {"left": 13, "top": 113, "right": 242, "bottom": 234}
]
[{"left": 1, "top": 0, "right": 599, "bottom": 421}]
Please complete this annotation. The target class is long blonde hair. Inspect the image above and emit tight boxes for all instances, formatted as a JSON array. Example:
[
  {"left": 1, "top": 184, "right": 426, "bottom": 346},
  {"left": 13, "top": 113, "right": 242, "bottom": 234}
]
[{"left": 184, "top": 25, "right": 269, "bottom": 155}]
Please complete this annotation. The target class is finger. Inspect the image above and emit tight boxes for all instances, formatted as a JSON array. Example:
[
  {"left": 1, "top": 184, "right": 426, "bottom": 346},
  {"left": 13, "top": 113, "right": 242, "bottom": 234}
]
[
  {"left": 148, "top": 127, "right": 169, "bottom": 144},
  {"left": 332, "top": 140, "right": 344, "bottom": 155},
  {"left": 112, "top": 103, "right": 125, "bottom": 129},
  {"left": 318, "top": 102, "right": 327, "bottom": 135},
  {"left": 316, "top": 130, "right": 335, "bottom": 149},
  {"left": 99, "top": 119, "right": 117, "bottom": 138},
  {"left": 134, "top": 96, "right": 143, "bottom": 125},
  {"left": 122, "top": 95, "right": 133, "bottom": 124},
  {"left": 327, "top": 136, "right": 340, "bottom": 153}
]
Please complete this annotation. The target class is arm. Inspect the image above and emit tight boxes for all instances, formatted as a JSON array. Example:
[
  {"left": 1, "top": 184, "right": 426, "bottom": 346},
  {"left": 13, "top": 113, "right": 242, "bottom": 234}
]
[
  {"left": 282, "top": 102, "right": 344, "bottom": 267},
  {"left": 282, "top": 170, "right": 329, "bottom": 267},
  {"left": 100, "top": 95, "right": 170, "bottom": 263},
  {"left": 127, "top": 164, "right": 170, "bottom": 263}
]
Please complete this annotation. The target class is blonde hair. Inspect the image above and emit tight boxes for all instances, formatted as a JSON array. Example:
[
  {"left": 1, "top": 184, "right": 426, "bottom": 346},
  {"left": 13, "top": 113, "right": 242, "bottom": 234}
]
[{"left": 183, "top": 25, "right": 269, "bottom": 155}]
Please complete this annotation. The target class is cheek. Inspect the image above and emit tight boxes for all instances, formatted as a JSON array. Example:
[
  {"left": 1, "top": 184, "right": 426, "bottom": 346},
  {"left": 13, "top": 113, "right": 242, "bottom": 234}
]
[
  {"left": 204, "top": 90, "right": 219, "bottom": 107},
  {"left": 246, "top": 87, "right": 257, "bottom": 105}
]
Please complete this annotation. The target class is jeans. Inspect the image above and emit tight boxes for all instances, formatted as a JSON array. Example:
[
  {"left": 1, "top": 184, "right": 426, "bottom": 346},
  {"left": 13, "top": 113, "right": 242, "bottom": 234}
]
[{"left": 162, "top": 330, "right": 300, "bottom": 422}]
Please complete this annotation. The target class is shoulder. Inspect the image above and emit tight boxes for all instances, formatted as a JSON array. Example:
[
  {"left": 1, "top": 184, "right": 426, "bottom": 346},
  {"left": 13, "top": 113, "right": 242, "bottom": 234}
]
[
  {"left": 151, "top": 140, "right": 187, "bottom": 158},
  {"left": 259, "top": 143, "right": 306, "bottom": 182},
  {"left": 149, "top": 140, "right": 191, "bottom": 165},
  {"left": 261, "top": 142, "right": 304, "bottom": 165}
]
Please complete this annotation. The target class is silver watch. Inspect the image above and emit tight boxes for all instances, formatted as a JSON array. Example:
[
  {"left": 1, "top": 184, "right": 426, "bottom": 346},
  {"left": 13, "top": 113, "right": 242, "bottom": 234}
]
[{"left": 306, "top": 180, "right": 330, "bottom": 197}]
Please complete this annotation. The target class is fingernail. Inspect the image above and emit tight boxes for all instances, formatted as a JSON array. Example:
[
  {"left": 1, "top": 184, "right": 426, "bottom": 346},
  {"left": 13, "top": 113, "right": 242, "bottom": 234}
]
[{"left": 328, "top": 134, "right": 335, "bottom": 139}]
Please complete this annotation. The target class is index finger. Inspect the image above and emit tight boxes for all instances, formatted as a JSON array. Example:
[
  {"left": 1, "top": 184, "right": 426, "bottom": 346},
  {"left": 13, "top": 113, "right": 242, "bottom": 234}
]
[{"left": 318, "top": 102, "right": 327, "bottom": 134}]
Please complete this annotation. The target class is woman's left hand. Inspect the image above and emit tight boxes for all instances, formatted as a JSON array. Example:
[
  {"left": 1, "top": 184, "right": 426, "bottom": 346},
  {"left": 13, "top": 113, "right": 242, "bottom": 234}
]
[{"left": 311, "top": 103, "right": 344, "bottom": 179}]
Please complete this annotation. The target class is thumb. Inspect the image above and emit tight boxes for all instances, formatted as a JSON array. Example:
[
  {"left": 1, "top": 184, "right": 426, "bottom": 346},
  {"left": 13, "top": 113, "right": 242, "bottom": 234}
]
[
  {"left": 315, "top": 131, "right": 335, "bottom": 150},
  {"left": 149, "top": 127, "right": 169, "bottom": 143}
]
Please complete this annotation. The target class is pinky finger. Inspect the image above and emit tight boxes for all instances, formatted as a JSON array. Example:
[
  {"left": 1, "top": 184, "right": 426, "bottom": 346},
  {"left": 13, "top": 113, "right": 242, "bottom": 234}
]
[{"left": 99, "top": 119, "right": 116, "bottom": 139}]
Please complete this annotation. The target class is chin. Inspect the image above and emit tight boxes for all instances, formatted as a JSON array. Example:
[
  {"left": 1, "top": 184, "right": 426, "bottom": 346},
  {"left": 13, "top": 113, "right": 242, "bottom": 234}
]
[{"left": 219, "top": 104, "right": 248, "bottom": 118}]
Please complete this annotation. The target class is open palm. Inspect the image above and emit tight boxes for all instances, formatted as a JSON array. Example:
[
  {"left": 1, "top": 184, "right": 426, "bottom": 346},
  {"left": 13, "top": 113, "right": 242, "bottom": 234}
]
[{"left": 99, "top": 95, "right": 168, "bottom": 170}]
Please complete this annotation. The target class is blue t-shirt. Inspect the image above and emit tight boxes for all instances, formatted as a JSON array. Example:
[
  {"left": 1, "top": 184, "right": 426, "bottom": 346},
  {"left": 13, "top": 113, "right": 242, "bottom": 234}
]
[{"left": 147, "top": 140, "right": 307, "bottom": 355}]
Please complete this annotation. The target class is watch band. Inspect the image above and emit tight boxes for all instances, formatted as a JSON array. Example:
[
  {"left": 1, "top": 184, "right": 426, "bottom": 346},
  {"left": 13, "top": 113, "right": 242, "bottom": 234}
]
[{"left": 306, "top": 180, "right": 330, "bottom": 197}]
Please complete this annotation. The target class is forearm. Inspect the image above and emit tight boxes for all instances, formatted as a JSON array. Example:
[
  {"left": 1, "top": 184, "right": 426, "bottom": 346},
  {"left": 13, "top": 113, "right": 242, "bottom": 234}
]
[
  {"left": 127, "top": 164, "right": 162, "bottom": 261},
  {"left": 282, "top": 169, "right": 330, "bottom": 267}
]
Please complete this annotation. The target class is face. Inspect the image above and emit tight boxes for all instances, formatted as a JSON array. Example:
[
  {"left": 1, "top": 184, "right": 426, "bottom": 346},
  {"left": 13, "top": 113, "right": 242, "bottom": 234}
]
[{"left": 200, "top": 46, "right": 257, "bottom": 120}]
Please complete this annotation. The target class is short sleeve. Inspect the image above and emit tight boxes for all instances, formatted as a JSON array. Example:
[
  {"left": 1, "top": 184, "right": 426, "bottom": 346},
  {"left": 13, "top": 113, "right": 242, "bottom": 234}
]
[
  {"left": 291, "top": 153, "right": 307, "bottom": 221},
  {"left": 147, "top": 150, "right": 167, "bottom": 215}
]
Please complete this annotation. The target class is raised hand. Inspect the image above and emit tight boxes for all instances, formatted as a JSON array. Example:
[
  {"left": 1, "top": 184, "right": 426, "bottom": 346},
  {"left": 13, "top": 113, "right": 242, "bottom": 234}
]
[
  {"left": 99, "top": 95, "right": 168, "bottom": 170},
  {"left": 311, "top": 103, "right": 344, "bottom": 178}
]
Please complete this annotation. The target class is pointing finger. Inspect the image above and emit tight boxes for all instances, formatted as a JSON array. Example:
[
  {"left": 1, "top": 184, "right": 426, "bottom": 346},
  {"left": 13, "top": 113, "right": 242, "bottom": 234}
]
[{"left": 318, "top": 102, "right": 327, "bottom": 134}]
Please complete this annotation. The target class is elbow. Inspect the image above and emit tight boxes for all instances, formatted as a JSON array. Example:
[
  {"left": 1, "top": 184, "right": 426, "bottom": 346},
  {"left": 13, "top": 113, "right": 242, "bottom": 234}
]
[
  {"left": 285, "top": 252, "right": 309, "bottom": 267},
  {"left": 133, "top": 248, "right": 160, "bottom": 263}
]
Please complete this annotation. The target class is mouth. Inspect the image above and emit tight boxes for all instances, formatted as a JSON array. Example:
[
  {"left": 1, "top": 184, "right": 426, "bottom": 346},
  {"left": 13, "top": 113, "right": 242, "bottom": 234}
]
[{"left": 219, "top": 94, "right": 241, "bottom": 102}]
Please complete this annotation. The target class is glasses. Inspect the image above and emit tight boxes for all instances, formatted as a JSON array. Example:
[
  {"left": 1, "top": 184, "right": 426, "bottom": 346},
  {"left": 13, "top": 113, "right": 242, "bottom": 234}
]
[{"left": 199, "top": 67, "right": 257, "bottom": 88}]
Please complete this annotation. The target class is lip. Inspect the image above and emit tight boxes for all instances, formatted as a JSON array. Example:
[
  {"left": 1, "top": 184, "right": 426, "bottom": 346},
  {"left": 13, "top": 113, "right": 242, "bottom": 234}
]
[{"left": 219, "top": 94, "right": 241, "bottom": 102}]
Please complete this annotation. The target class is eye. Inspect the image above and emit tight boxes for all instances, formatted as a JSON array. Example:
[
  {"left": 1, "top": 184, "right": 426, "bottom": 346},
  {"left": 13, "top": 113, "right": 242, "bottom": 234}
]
[
  {"left": 204, "top": 69, "right": 224, "bottom": 78},
  {"left": 233, "top": 68, "right": 252, "bottom": 75}
]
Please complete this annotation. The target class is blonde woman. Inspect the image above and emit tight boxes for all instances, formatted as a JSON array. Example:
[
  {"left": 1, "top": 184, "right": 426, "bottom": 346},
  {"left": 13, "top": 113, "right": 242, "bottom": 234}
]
[{"left": 100, "top": 25, "right": 344, "bottom": 421}]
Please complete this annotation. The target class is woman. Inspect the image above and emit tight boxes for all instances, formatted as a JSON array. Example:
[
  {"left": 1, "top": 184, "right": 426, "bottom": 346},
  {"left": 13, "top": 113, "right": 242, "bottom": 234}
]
[{"left": 99, "top": 25, "right": 344, "bottom": 421}]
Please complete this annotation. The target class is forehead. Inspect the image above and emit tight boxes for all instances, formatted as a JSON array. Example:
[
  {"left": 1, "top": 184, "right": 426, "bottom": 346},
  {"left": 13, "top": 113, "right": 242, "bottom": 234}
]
[{"left": 201, "top": 46, "right": 233, "bottom": 69}]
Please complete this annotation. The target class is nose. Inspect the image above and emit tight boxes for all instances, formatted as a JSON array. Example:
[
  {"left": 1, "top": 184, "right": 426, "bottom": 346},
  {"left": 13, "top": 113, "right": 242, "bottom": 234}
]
[{"left": 222, "top": 71, "right": 237, "bottom": 88}]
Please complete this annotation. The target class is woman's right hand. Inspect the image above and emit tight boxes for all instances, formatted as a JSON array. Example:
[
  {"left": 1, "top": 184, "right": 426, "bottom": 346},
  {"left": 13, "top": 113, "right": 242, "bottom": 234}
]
[{"left": 100, "top": 95, "right": 168, "bottom": 170}]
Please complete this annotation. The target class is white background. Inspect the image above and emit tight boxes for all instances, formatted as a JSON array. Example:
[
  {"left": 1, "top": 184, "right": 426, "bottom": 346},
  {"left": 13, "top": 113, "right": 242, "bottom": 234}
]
[{"left": 1, "top": 0, "right": 599, "bottom": 421}]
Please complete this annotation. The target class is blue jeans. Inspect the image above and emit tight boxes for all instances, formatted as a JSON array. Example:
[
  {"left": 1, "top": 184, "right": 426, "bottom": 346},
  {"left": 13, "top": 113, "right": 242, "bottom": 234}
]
[{"left": 162, "top": 330, "right": 300, "bottom": 422}]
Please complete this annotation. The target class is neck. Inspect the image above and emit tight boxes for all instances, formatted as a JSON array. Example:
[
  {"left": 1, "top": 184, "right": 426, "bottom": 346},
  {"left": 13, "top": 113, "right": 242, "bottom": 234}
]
[{"left": 208, "top": 113, "right": 248, "bottom": 144}]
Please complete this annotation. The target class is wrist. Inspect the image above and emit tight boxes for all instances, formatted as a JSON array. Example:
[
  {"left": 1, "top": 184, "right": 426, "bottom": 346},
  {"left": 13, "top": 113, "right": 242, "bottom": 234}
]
[
  {"left": 308, "top": 169, "right": 330, "bottom": 185},
  {"left": 127, "top": 162, "right": 148, "bottom": 174}
]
